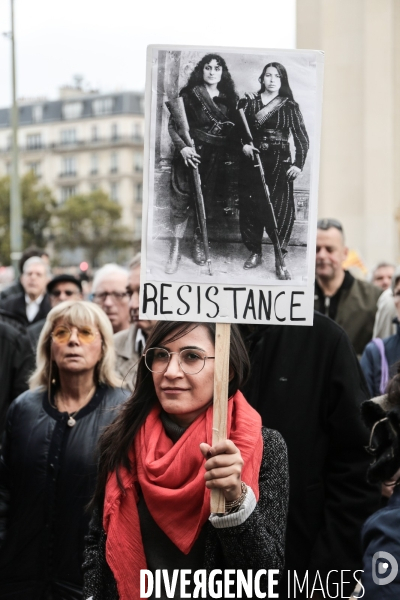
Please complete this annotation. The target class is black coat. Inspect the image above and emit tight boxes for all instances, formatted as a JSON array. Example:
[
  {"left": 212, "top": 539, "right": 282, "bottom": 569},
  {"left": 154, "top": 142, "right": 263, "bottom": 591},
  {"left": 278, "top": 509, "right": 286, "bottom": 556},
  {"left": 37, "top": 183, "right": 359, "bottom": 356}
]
[
  {"left": 0, "top": 291, "right": 51, "bottom": 327},
  {"left": 241, "top": 312, "right": 381, "bottom": 598},
  {"left": 0, "top": 321, "right": 34, "bottom": 439},
  {"left": 0, "top": 385, "right": 128, "bottom": 600}
]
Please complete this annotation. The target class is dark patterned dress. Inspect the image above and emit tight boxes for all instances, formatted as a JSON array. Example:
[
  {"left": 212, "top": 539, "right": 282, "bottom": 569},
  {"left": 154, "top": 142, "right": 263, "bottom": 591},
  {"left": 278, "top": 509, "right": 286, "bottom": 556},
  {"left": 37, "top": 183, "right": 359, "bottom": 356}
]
[
  {"left": 238, "top": 94, "right": 309, "bottom": 254},
  {"left": 168, "top": 84, "right": 235, "bottom": 230}
]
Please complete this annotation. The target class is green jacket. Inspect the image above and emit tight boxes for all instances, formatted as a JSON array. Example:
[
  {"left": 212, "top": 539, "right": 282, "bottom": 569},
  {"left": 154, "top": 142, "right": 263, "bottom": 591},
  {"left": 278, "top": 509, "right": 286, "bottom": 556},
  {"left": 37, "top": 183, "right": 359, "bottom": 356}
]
[{"left": 315, "top": 277, "right": 382, "bottom": 356}]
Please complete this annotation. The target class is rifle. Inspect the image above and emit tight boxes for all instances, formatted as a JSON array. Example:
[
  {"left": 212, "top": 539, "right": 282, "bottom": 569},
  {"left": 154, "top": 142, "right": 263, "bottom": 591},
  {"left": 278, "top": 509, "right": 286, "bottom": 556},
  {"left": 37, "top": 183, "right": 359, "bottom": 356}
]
[
  {"left": 238, "top": 108, "right": 290, "bottom": 280},
  {"left": 165, "top": 97, "right": 212, "bottom": 276}
]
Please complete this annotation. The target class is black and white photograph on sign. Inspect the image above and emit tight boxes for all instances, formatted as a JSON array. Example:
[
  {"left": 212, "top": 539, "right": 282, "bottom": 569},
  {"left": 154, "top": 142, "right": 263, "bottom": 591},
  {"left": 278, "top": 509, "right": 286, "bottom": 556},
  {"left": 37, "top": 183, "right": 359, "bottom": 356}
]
[{"left": 145, "top": 45, "right": 321, "bottom": 286}]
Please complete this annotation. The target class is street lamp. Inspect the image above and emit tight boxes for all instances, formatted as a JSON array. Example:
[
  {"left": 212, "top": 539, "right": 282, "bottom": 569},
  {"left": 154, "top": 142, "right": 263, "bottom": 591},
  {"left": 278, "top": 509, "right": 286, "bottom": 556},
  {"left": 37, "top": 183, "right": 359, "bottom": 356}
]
[{"left": 3, "top": 0, "right": 22, "bottom": 273}]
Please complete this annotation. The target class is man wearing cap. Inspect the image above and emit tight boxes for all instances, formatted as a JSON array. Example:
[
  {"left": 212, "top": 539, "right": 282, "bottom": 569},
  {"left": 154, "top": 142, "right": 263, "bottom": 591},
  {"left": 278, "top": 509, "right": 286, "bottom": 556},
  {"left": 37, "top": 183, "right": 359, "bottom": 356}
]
[
  {"left": 27, "top": 274, "right": 83, "bottom": 349},
  {"left": 315, "top": 218, "right": 382, "bottom": 355}
]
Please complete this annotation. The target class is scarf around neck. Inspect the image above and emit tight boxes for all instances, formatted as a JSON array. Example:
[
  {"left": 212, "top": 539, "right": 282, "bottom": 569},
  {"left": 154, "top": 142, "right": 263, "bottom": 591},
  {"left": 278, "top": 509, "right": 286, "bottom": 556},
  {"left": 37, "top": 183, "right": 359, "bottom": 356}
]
[{"left": 103, "top": 390, "right": 263, "bottom": 600}]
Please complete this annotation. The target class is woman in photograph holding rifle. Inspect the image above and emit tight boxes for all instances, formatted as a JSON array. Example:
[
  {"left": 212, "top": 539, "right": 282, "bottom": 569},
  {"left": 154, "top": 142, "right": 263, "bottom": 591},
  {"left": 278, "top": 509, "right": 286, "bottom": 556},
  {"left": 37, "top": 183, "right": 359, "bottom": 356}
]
[
  {"left": 165, "top": 53, "right": 237, "bottom": 275},
  {"left": 238, "top": 62, "right": 309, "bottom": 279}
]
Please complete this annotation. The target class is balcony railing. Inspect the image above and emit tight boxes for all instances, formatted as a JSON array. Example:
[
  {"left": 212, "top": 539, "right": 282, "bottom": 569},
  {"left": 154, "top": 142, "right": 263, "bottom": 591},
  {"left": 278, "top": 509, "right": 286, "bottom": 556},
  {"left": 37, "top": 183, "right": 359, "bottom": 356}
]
[
  {"left": 58, "top": 171, "right": 77, "bottom": 178},
  {"left": 0, "top": 135, "right": 144, "bottom": 154}
]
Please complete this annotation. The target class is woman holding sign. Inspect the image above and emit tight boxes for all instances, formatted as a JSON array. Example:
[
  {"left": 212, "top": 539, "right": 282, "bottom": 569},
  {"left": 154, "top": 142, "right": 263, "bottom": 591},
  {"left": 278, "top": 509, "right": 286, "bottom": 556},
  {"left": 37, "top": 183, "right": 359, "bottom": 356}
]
[
  {"left": 165, "top": 53, "right": 237, "bottom": 275},
  {"left": 238, "top": 62, "right": 309, "bottom": 279},
  {"left": 83, "top": 320, "right": 288, "bottom": 599}
]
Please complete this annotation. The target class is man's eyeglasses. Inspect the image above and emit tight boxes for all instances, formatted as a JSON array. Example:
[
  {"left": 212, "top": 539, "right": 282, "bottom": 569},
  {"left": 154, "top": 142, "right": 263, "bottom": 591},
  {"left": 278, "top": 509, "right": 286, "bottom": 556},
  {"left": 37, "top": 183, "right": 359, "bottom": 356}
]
[
  {"left": 144, "top": 347, "right": 215, "bottom": 375},
  {"left": 51, "top": 325, "right": 100, "bottom": 345},
  {"left": 92, "top": 291, "right": 128, "bottom": 303},
  {"left": 317, "top": 218, "right": 343, "bottom": 232},
  {"left": 50, "top": 289, "right": 78, "bottom": 298}
]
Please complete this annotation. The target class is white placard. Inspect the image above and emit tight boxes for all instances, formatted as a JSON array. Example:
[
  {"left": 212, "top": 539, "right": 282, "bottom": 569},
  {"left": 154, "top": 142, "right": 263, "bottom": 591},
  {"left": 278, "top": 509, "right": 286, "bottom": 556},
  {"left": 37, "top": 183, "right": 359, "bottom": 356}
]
[{"left": 140, "top": 44, "right": 324, "bottom": 324}]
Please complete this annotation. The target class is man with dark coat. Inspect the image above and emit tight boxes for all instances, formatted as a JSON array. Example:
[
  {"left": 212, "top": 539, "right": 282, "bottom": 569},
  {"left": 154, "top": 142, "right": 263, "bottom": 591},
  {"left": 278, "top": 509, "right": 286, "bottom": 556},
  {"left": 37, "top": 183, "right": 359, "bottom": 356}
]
[
  {"left": 242, "top": 312, "right": 381, "bottom": 599},
  {"left": 0, "top": 257, "right": 51, "bottom": 327},
  {"left": 0, "top": 246, "right": 49, "bottom": 301},
  {"left": 0, "top": 321, "right": 35, "bottom": 440}
]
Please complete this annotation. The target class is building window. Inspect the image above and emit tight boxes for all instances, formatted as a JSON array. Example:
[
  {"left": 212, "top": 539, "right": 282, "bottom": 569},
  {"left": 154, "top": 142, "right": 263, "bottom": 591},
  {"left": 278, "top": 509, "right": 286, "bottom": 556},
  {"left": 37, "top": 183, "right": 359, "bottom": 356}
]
[
  {"left": 111, "top": 123, "right": 118, "bottom": 141},
  {"left": 32, "top": 105, "right": 43, "bottom": 123},
  {"left": 110, "top": 152, "right": 118, "bottom": 173},
  {"left": 110, "top": 182, "right": 118, "bottom": 201},
  {"left": 134, "top": 216, "right": 142, "bottom": 240},
  {"left": 132, "top": 122, "right": 142, "bottom": 142},
  {"left": 134, "top": 151, "right": 143, "bottom": 172},
  {"left": 62, "top": 101, "right": 83, "bottom": 120},
  {"left": 61, "top": 156, "right": 76, "bottom": 176},
  {"left": 26, "top": 133, "right": 42, "bottom": 149},
  {"left": 91, "top": 183, "right": 98, "bottom": 192},
  {"left": 91, "top": 125, "right": 98, "bottom": 141},
  {"left": 6, "top": 135, "right": 11, "bottom": 150},
  {"left": 92, "top": 97, "right": 113, "bottom": 115},
  {"left": 60, "top": 129, "right": 77, "bottom": 145},
  {"left": 60, "top": 186, "right": 77, "bottom": 201},
  {"left": 27, "top": 161, "right": 41, "bottom": 177},
  {"left": 135, "top": 182, "right": 143, "bottom": 203},
  {"left": 90, "top": 154, "right": 98, "bottom": 175},
  {"left": 5, "top": 162, "right": 11, "bottom": 175}
]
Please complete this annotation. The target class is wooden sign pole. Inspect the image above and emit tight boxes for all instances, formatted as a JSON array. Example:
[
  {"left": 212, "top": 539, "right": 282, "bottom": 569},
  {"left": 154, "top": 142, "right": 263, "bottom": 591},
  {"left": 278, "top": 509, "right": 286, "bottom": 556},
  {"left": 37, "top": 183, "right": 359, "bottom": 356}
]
[{"left": 210, "top": 322, "right": 231, "bottom": 514}]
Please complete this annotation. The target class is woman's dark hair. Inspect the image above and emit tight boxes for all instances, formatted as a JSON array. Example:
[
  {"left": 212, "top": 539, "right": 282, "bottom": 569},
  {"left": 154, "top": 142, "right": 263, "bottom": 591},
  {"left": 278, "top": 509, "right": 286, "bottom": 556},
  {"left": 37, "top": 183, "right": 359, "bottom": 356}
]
[
  {"left": 91, "top": 321, "right": 250, "bottom": 508},
  {"left": 180, "top": 53, "right": 237, "bottom": 108},
  {"left": 257, "top": 62, "right": 295, "bottom": 101},
  {"left": 362, "top": 399, "right": 400, "bottom": 484},
  {"left": 361, "top": 365, "right": 400, "bottom": 484}
]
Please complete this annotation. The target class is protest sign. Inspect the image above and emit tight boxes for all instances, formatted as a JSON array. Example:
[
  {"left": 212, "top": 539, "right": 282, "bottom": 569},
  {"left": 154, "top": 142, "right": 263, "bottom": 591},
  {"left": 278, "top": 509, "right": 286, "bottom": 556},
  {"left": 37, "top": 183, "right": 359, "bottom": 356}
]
[
  {"left": 140, "top": 44, "right": 324, "bottom": 511},
  {"left": 140, "top": 44, "right": 324, "bottom": 326}
]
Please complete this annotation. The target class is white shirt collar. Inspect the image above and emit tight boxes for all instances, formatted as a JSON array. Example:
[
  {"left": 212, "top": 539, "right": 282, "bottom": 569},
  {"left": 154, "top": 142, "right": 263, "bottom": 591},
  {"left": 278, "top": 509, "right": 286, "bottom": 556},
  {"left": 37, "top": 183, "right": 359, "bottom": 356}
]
[{"left": 25, "top": 293, "right": 44, "bottom": 322}]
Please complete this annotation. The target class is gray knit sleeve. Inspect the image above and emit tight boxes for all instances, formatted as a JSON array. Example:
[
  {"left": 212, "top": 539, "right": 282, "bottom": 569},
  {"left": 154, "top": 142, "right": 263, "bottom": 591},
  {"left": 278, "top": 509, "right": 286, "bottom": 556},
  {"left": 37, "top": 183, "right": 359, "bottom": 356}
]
[
  {"left": 209, "top": 486, "right": 257, "bottom": 528},
  {"left": 212, "top": 428, "right": 289, "bottom": 583}
]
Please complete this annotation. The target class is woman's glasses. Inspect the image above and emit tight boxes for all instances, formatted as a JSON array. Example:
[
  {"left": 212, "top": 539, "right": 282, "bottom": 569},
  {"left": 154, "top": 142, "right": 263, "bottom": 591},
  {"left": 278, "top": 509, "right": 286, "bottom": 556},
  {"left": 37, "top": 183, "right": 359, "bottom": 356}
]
[
  {"left": 51, "top": 326, "right": 100, "bottom": 345},
  {"left": 144, "top": 347, "right": 215, "bottom": 375}
]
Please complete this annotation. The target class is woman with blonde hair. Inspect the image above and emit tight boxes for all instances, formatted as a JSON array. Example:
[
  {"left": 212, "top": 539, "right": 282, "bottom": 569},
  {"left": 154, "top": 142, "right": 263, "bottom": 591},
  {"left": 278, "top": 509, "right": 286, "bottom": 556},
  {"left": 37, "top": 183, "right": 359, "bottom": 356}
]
[{"left": 0, "top": 300, "right": 128, "bottom": 600}]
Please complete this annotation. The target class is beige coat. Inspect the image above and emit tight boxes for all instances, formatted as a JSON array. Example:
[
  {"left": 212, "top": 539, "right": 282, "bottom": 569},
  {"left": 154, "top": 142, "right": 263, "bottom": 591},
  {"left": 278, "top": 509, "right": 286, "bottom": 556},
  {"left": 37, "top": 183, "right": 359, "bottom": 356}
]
[{"left": 113, "top": 325, "right": 139, "bottom": 392}]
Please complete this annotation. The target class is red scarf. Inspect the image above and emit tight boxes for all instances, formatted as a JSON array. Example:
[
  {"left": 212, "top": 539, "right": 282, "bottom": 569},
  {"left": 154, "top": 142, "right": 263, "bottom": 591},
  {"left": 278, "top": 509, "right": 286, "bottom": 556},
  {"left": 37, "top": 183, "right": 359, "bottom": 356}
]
[{"left": 103, "top": 390, "right": 263, "bottom": 600}]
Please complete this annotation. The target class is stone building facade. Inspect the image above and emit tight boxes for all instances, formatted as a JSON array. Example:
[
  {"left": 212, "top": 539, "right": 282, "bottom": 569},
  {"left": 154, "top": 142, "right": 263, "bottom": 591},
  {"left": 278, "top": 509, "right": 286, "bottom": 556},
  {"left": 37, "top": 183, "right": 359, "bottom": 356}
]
[
  {"left": 297, "top": 0, "right": 400, "bottom": 268},
  {"left": 0, "top": 86, "right": 144, "bottom": 239}
]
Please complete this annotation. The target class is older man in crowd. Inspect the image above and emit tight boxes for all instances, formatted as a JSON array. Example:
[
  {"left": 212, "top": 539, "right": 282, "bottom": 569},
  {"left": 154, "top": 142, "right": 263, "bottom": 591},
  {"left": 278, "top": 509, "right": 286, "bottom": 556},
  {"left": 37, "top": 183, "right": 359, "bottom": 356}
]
[
  {"left": 91, "top": 264, "right": 130, "bottom": 334},
  {"left": 314, "top": 218, "right": 382, "bottom": 355},
  {"left": 371, "top": 262, "right": 395, "bottom": 291},
  {"left": 0, "top": 257, "right": 51, "bottom": 327},
  {"left": 114, "top": 254, "right": 156, "bottom": 390},
  {"left": 0, "top": 246, "right": 50, "bottom": 301},
  {"left": 372, "top": 264, "right": 398, "bottom": 340}
]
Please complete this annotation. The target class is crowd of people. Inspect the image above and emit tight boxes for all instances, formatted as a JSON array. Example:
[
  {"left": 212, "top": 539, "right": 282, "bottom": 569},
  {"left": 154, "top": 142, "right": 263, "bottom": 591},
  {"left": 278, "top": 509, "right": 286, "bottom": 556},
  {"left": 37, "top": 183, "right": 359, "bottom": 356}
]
[{"left": 0, "top": 220, "right": 398, "bottom": 599}]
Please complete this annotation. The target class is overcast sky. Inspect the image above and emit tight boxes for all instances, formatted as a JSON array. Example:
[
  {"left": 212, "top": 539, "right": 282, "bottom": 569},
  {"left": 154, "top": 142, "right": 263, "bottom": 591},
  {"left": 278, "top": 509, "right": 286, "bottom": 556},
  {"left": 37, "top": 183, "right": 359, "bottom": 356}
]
[{"left": 0, "top": 0, "right": 296, "bottom": 107}]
